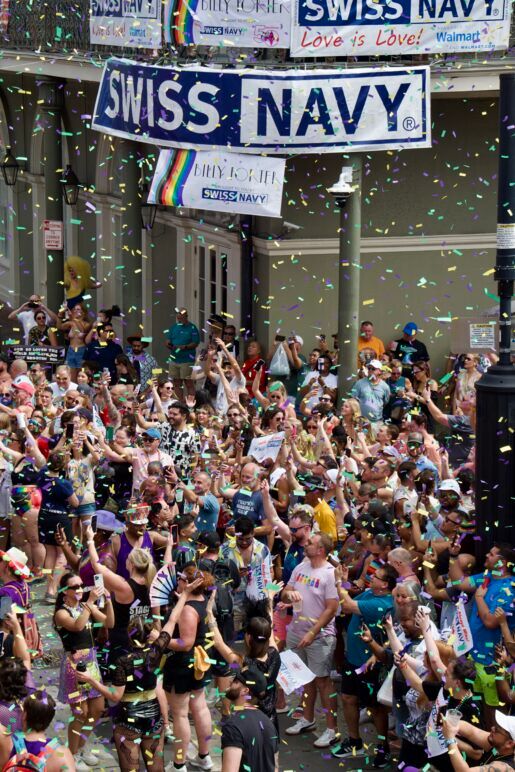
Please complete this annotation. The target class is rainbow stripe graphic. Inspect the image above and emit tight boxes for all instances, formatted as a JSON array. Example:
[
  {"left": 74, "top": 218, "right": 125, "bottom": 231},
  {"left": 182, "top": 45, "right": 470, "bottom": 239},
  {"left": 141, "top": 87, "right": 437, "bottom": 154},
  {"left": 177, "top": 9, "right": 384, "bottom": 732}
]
[
  {"left": 166, "top": 0, "right": 197, "bottom": 45},
  {"left": 151, "top": 150, "right": 196, "bottom": 207}
]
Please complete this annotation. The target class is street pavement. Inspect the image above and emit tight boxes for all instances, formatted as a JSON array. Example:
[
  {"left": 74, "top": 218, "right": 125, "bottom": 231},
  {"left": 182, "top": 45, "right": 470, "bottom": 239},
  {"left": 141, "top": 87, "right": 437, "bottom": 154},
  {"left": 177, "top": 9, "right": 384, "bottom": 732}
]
[{"left": 32, "top": 583, "right": 388, "bottom": 771}]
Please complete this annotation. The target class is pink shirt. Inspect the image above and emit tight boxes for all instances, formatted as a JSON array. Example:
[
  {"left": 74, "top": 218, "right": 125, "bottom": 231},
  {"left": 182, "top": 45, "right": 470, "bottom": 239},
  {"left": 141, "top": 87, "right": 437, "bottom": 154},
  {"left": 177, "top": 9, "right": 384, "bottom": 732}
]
[
  {"left": 288, "top": 561, "right": 339, "bottom": 638},
  {"left": 131, "top": 448, "right": 173, "bottom": 494}
]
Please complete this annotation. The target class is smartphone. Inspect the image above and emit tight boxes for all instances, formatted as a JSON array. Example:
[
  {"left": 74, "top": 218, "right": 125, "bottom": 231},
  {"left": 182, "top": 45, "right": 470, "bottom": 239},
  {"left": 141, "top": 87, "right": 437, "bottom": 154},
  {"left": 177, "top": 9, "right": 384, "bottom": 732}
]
[
  {"left": 94, "top": 574, "right": 105, "bottom": 609},
  {"left": 317, "top": 360, "right": 325, "bottom": 372},
  {"left": 0, "top": 596, "right": 12, "bottom": 620},
  {"left": 16, "top": 413, "right": 26, "bottom": 430},
  {"left": 133, "top": 384, "right": 141, "bottom": 397},
  {"left": 275, "top": 335, "right": 286, "bottom": 342},
  {"left": 255, "top": 358, "right": 265, "bottom": 369},
  {"left": 171, "top": 524, "right": 179, "bottom": 543},
  {"left": 319, "top": 334, "right": 326, "bottom": 342},
  {"left": 327, "top": 554, "right": 340, "bottom": 567},
  {"left": 66, "top": 423, "right": 75, "bottom": 440},
  {"left": 102, "top": 368, "right": 110, "bottom": 377}
]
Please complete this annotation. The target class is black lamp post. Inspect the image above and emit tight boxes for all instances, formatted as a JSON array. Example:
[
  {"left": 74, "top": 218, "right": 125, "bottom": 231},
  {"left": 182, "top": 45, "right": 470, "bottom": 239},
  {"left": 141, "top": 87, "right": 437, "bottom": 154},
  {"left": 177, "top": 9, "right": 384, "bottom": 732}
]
[
  {"left": 1, "top": 146, "right": 19, "bottom": 187},
  {"left": 475, "top": 72, "right": 515, "bottom": 548},
  {"left": 60, "top": 164, "right": 81, "bottom": 206},
  {"left": 139, "top": 181, "right": 157, "bottom": 230}
]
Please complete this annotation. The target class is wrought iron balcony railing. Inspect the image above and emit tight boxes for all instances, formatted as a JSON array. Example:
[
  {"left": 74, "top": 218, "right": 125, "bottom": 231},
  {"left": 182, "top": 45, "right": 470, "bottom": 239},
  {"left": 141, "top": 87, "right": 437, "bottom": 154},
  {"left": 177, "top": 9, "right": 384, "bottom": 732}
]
[{"left": 0, "top": 0, "right": 513, "bottom": 70}]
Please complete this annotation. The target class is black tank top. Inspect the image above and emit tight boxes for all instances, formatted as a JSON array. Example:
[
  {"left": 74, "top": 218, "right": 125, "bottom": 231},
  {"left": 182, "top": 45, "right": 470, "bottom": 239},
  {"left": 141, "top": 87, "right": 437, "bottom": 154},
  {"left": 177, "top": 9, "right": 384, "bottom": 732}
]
[
  {"left": 109, "top": 578, "right": 151, "bottom": 652},
  {"left": 169, "top": 598, "right": 208, "bottom": 664},
  {"left": 56, "top": 606, "right": 94, "bottom": 652}
]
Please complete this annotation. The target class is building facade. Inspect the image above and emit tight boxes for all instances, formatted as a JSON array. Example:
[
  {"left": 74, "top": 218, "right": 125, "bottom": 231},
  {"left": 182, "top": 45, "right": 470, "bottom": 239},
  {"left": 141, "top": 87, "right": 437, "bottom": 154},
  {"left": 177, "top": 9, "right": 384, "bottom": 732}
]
[{"left": 0, "top": 2, "right": 512, "bottom": 370}]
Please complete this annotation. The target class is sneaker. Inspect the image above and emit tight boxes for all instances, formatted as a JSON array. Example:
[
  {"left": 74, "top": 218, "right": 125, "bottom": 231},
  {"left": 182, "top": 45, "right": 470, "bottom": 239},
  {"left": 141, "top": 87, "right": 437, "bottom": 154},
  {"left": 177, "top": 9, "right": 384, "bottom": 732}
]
[
  {"left": 313, "top": 728, "right": 339, "bottom": 748},
  {"left": 75, "top": 761, "right": 91, "bottom": 772},
  {"left": 331, "top": 738, "right": 365, "bottom": 759},
  {"left": 164, "top": 724, "right": 175, "bottom": 742},
  {"left": 190, "top": 756, "right": 214, "bottom": 770},
  {"left": 285, "top": 717, "right": 316, "bottom": 735},
  {"left": 373, "top": 745, "right": 391, "bottom": 768},
  {"left": 77, "top": 750, "right": 99, "bottom": 767},
  {"left": 165, "top": 765, "right": 187, "bottom": 772},
  {"left": 275, "top": 705, "right": 290, "bottom": 714}
]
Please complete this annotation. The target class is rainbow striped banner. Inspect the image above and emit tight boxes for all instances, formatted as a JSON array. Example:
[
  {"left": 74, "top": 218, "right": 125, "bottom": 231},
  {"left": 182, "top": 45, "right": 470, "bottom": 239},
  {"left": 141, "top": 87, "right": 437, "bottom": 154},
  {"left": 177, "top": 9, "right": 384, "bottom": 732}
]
[
  {"left": 164, "top": 0, "right": 290, "bottom": 48},
  {"left": 148, "top": 149, "right": 285, "bottom": 216}
]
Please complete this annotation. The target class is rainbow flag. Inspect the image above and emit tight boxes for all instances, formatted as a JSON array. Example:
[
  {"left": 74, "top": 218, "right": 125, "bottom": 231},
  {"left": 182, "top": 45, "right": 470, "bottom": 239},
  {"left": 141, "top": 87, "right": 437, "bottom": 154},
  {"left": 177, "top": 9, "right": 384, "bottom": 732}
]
[
  {"left": 148, "top": 149, "right": 196, "bottom": 207},
  {"left": 165, "top": 0, "right": 197, "bottom": 46}
]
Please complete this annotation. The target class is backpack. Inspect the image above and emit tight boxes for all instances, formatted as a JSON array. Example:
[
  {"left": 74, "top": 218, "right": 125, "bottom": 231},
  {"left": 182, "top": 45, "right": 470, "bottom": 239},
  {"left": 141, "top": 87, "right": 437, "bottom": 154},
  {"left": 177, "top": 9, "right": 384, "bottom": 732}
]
[
  {"left": 198, "top": 557, "right": 234, "bottom": 621},
  {"left": 3, "top": 734, "right": 58, "bottom": 772},
  {"left": 8, "top": 585, "right": 43, "bottom": 660}
]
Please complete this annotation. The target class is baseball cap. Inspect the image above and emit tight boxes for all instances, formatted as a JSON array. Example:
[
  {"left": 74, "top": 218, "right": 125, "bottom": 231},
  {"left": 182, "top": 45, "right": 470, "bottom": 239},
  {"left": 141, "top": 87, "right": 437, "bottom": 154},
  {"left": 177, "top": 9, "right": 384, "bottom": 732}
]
[
  {"left": 233, "top": 666, "right": 268, "bottom": 700},
  {"left": 495, "top": 711, "right": 515, "bottom": 741},
  {"left": 142, "top": 428, "right": 161, "bottom": 440},
  {"left": 439, "top": 479, "right": 461, "bottom": 496},
  {"left": 403, "top": 322, "right": 418, "bottom": 335},
  {"left": 381, "top": 445, "right": 401, "bottom": 461},
  {"left": 13, "top": 380, "right": 35, "bottom": 397},
  {"left": 367, "top": 359, "right": 383, "bottom": 370},
  {"left": 291, "top": 334, "right": 303, "bottom": 346},
  {"left": 94, "top": 509, "right": 124, "bottom": 534}
]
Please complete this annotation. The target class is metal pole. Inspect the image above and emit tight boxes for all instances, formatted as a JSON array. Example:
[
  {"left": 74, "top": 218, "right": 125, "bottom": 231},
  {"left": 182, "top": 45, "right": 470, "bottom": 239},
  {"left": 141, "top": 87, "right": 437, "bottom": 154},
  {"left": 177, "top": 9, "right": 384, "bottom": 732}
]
[
  {"left": 336, "top": 156, "right": 362, "bottom": 403},
  {"left": 39, "top": 78, "right": 64, "bottom": 311},
  {"left": 120, "top": 140, "right": 143, "bottom": 331},
  {"left": 475, "top": 72, "right": 515, "bottom": 549}
]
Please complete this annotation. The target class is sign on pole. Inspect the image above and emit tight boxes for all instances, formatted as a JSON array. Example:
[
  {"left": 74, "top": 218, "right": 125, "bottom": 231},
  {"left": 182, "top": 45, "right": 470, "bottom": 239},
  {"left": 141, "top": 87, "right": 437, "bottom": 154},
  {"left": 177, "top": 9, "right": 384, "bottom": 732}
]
[
  {"left": 90, "top": 0, "right": 162, "bottom": 48},
  {"left": 43, "top": 220, "right": 64, "bottom": 251}
]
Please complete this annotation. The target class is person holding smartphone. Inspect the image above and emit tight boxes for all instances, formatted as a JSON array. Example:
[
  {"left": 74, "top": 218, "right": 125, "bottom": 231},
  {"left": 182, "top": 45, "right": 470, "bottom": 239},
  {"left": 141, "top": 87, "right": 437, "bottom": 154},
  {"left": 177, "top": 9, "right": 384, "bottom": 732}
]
[{"left": 241, "top": 340, "right": 267, "bottom": 395}]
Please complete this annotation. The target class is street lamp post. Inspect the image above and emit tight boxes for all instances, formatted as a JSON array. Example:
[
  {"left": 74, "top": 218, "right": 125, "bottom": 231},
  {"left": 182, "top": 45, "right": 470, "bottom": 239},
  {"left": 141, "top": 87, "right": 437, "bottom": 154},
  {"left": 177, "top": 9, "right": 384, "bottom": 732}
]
[
  {"left": 475, "top": 72, "right": 515, "bottom": 547},
  {"left": 328, "top": 156, "right": 362, "bottom": 404}
]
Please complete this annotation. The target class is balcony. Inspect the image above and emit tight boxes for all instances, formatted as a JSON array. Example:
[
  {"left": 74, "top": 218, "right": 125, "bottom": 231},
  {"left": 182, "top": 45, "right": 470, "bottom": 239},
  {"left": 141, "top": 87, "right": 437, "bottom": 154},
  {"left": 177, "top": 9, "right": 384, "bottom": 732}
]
[{"left": 0, "top": 0, "right": 513, "bottom": 71}]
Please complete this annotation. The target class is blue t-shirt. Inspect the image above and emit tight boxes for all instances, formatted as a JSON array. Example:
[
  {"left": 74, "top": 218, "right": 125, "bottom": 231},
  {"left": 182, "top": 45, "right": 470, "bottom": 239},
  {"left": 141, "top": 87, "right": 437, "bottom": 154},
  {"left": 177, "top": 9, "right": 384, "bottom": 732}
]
[
  {"left": 167, "top": 322, "right": 200, "bottom": 364},
  {"left": 351, "top": 378, "right": 391, "bottom": 423},
  {"left": 194, "top": 492, "right": 220, "bottom": 534},
  {"left": 232, "top": 490, "right": 265, "bottom": 528},
  {"left": 346, "top": 590, "right": 394, "bottom": 667},
  {"left": 282, "top": 543, "right": 305, "bottom": 586},
  {"left": 467, "top": 572, "right": 515, "bottom": 665}
]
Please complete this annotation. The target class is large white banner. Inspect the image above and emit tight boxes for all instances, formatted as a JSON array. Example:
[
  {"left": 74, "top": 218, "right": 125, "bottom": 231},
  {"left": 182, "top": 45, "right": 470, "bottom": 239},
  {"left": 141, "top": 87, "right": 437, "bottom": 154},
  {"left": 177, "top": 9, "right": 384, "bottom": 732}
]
[
  {"left": 148, "top": 149, "right": 286, "bottom": 216},
  {"left": 93, "top": 59, "right": 432, "bottom": 154},
  {"left": 164, "top": 0, "right": 290, "bottom": 47},
  {"left": 90, "top": 0, "right": 162, "bottom": 48},
  {"left": 290, "top": 0, "right": 512, "bottom": 56}
]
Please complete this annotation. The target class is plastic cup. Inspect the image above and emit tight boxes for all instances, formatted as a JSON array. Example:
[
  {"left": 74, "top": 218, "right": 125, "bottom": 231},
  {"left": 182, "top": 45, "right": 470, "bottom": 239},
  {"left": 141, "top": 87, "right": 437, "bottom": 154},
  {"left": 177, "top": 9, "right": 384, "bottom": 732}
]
[
  {"left": 445, "top": 709, "right": 462, "bottom": 729},
  {"left": 292, "top": 598, "right": 303, "bottom": 614}
]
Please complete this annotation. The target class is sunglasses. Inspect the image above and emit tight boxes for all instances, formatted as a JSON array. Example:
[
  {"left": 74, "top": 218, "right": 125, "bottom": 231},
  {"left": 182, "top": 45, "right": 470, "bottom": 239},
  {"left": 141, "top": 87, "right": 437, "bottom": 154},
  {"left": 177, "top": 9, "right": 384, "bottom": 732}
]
[
  {"left": 408, "top": 442, "right": 423, "bottom": 448},
  {"left": 142, "top": 437, "right": 156, "bottom": 443},
  {"left": 67, "top": 584, "right": 83, "bottom": 591},
  {"left": 290, "top": 525, "right": 309, "bottom": 534}
]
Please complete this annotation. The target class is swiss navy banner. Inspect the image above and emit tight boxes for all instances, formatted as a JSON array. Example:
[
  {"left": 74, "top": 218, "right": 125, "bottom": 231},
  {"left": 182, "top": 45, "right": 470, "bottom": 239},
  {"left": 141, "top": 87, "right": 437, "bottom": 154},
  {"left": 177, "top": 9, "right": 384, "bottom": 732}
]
[
  {"left": 291, "top": 0, "right": 511, "bottom": 56},
  {"left": 92, "top": 58, "right": 431, "bottom": 154}
]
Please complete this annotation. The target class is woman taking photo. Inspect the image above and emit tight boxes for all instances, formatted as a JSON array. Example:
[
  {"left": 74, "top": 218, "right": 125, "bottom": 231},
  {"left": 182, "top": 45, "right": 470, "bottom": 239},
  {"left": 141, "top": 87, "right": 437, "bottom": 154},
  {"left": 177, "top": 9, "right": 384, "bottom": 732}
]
[
  {"left": 28, "top": 309, "right": 58, "bottom": 347},
  {"left": 452, "top": 353, "right": 481, "bottom": 414},
  {"left": 53, "top": 571, "right": 112, "bottom": 766},
  {"left": 153, "top": 564, "right": 214, "bottom": 772},
  {"left": 85, "top": 525, "right": 157, "bottom": 666},
  {"left": 37, "top": 450, "right": 80, "bottom": 603}
]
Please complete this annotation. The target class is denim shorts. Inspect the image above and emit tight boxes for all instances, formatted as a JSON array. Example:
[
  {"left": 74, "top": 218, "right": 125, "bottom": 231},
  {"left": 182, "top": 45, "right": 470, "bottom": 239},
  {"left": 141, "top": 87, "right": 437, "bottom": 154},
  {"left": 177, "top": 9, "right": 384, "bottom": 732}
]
[{"left": 65, "top": 345, "right": 86, "bottom": 368}]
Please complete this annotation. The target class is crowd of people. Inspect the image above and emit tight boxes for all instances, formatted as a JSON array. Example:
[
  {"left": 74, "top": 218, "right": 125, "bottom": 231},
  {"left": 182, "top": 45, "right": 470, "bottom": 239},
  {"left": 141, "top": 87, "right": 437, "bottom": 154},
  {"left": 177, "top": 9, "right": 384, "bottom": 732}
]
[{"left": 0, "top": 295, "right": 512, "bottom": 772}]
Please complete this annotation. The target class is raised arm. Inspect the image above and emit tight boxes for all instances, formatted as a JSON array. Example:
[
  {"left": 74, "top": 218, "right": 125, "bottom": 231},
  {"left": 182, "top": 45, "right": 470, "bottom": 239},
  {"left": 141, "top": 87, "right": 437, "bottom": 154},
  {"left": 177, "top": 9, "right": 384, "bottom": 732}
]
[
  {"left": 421, "top": 388, "right": 452, "bottom": 429},
  {"left": 261, "top": 479, "right": 291, "bottom": 544},
  {"left": 206, "top": 591, "right": 240, "bottom": 665},
  {"left": 215, "top": 338, "right": 243, "bottom": 381}
]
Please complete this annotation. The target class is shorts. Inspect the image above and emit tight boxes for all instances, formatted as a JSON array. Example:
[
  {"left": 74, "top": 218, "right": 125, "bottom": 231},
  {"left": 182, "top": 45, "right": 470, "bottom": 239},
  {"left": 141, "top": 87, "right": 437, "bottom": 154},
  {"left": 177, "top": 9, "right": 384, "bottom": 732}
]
[
  {"left": 473, "top": 661, "right": 502, "bottom": 707},
  {"left": 273, "top": 608, "right": 291, "bottom": 643},
  {"left": 285, "top": 629, "right": 336, "bottom": 679},
  {"left": 340, "top": 656, "right": 383, "bottom": 707},
  {"left": 39, "top": 510, "right": 73, "bottom": 546},
  {"left": 65, "top": 345, "right": 87, "bottom": 368},
  {"left": 75, "top": 503, "right": 96, "bottom": 521},
  {"left": 169, "top": 363, "right": 193, "bottom": 380}
]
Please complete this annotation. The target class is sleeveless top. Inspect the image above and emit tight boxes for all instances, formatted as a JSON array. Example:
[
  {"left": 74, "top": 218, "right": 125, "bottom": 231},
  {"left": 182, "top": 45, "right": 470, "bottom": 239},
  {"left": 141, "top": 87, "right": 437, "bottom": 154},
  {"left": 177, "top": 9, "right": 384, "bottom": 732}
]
[
  {"left": 116, "top": 531, "right": 154, "bottom": 580},
  {"left": 56, "top": 605, "right": 94, "bottom": 652},
  {"left": 110, "top": 578, "right": 151, "bottom": 649},
  {"left": 167, "top": 598, "right": 208, "bottom": 668},
  {"left": 11, "top": 462, "right": 39, "bottom": 514}
]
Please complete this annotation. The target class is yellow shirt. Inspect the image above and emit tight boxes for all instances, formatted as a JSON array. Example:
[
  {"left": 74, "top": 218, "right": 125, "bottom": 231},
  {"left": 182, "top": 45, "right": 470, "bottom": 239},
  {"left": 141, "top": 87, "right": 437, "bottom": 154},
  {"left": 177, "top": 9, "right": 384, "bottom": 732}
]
[
  {"left": 313, "top": 500, "right": 337, "bottom": 543},
  {"left": 357, "top": 335, "right": 386, "bottom": 363}
]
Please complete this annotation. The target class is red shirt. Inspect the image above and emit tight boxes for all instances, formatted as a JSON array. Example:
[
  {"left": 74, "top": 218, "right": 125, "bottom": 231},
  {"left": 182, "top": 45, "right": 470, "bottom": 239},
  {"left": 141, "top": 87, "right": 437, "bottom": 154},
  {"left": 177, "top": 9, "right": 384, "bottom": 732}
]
[{"left": 242, "top": 356, "right": 266, "bottom": 396}]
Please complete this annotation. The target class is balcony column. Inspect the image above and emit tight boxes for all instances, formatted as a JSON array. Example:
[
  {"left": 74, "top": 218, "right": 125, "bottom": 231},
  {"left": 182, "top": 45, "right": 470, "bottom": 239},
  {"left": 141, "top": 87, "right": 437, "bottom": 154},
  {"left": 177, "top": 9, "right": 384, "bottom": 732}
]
[{"left": 38, "top": 77, "right": 65, "bottom": 310}]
